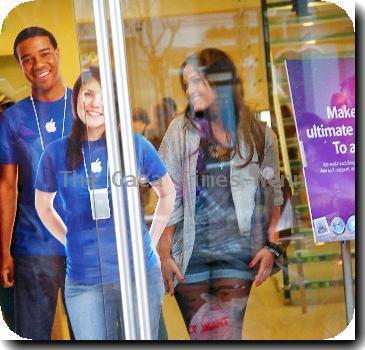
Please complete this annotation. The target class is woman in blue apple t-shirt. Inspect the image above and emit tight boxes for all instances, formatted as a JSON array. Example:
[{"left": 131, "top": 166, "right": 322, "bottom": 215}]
[{"left": 34, "top": 66, "right": 176, "bottom": 340}]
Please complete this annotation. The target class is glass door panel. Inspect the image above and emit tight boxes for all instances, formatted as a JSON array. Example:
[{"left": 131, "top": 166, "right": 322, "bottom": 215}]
[{"left": 263, "top": 0, "right": 355, "bottom": 340}]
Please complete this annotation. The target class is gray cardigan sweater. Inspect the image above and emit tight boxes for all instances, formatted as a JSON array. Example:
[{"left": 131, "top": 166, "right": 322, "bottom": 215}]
[{"left": 159, "top": 115, "right": 283, "bottom": 278}]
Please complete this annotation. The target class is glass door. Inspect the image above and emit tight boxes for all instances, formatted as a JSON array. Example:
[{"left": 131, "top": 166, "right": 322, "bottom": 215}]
[
  {"left": 72, "top": 0, "right": 283, "bottom": 341},
  {"left": 74, "top": 0, "right": 154, "bottom": 340}
]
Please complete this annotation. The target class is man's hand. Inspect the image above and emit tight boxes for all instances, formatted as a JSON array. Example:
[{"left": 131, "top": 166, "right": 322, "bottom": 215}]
[
  {"left": 1, "top": 253, "right": 14, "bottom": 288},
  {"left": 0, "top": 164, "right": 17, "bottom": 288}
]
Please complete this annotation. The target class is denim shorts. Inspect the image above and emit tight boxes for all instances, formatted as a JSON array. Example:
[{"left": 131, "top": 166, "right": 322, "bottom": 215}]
[{"left": 184, "top": 248, "right": 255, "bottom": 284}]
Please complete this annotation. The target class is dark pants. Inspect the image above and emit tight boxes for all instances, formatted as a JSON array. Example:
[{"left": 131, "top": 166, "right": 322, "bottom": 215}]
[
  {"left": 0, "top": 286, "right": 14, "bottom": 331},
  {"left": 14, "top": 256, "right": 70, "bottom": 340}
]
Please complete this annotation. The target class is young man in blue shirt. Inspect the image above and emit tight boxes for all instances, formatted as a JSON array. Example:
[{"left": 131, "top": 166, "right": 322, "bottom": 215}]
[{"left": 0, "top": 27, "right": 73, "bottom": 339}]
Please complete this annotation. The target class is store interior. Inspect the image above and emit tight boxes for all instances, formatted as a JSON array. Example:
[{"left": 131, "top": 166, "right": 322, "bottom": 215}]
[{"left": 0, "top": 0, "right": 355, "bottom": 340}]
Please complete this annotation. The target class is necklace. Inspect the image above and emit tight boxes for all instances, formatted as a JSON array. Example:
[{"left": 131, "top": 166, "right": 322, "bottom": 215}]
[
  {"left": 30, "top": 85, "right": 67, "bottom": 152},
  {"left": 208, "top": 142, "right": 231, "bottom": 170}
]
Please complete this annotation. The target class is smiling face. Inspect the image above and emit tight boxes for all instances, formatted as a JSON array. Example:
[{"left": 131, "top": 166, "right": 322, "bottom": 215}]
[
  {"left": 16, "top": 36, "right": 61, "bottom": 95},
  {"left": 182, "top": 64, "right": 216, "bottom": 112},
  {"left": 76, "top": 77, "right": 105, "bottom": 138}
]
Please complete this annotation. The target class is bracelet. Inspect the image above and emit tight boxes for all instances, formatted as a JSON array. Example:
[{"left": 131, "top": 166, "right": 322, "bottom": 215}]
[{"left": 265, "top": 241, "right": 283, "bottom": 258}]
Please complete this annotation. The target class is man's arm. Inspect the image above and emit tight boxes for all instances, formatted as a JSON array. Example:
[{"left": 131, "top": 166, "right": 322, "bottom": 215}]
[{"left": 0, "top": 164, "right": 18, "bottom": 288}]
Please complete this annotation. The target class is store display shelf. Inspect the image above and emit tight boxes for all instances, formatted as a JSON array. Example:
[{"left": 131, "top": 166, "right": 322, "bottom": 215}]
[
  {"left": 290, "top": 159, "right": 302, "bottom": 169},
  {"left": 283, "top": 119, "right": 295, "bottom": 128},
  {"left": 288, "top": 250, "right": 355, "bottom": 264},
  {"left": 268, "top": 12, "right": 350, "bottom": 27},
  {"left": 292, "top": 183, "right": 305, "bottom": 191},
  {"left": 267, "top": 0, "right": 294, "bottom": 8},
  {"left": 280, "top": 159, "right": 302, "bottom": 169},
  {"left": 270, "top": 32, "right": 354, "bottom": 47},
  {"left": 285, "top": 137, "right": 299, "bottom": 148},
  {"left": 273, "top": 50, "right": 354, "bottom": 65},
  {"left": 296, "top": 228, "right": 312, "bottom": 236},
  {"left": 290, "top": 278, "right": 354, "bottom": 290},
  {"left": 267, "top": 0, "right": 322, "bottom": 9},
  {"left": 279, "top": 97, "right": 291, "bottom": 104},
  {"left": 295, "top": 203, "right": 309, "bottom": 213}
]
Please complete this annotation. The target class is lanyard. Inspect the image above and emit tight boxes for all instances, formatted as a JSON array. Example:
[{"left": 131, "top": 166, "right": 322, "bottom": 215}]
[
  {"left": 81, "top": 146, "right": 109, "bottom": 191},
  {"left": 30, "top": 85, "right": 67, "bottom": 152}
]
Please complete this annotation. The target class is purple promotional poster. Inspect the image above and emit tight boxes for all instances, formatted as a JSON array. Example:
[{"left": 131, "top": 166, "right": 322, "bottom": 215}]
[{"left": 286, "top": 58, "right": 355, "bottom": 243}]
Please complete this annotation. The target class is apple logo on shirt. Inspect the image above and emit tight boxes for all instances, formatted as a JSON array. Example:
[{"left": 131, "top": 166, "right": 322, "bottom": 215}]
[
  {"left": 45, "top": 119, "right": 57, "bottom": 133},
  {"left": 91, "top": 158, "right": 102, "bottom": 173}
]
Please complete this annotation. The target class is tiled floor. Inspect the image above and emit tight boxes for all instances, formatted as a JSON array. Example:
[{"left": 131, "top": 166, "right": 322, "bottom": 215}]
[
  {"left": 163, "top": 268, "right": 351, "bottom": 340},
  {"left": 51, "top": 254, "right": 353, "bottom": 340}
]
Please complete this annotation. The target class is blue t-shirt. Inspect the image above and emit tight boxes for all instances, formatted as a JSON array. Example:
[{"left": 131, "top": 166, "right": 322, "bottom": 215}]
[
  {"left": 0, "top": 89, "right": 73, "bottom": 256},
  {"left": 35, "top": 134, "right": 167, "bottom": 284}
]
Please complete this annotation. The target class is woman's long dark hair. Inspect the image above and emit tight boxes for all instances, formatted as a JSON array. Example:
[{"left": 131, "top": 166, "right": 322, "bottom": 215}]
[
  {"left": 180, "top": 48, "right": 265, "bottom": 168},
  {"left": 67, "top": 66, "right": 103, "bottom": 169}
]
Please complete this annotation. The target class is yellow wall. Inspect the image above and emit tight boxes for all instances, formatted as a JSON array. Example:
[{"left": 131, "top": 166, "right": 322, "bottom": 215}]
[
  {"left": 70, "top": 0, "right": 269, "bottom": 119},
  {"left": 122, "top": 5, "right": 269, "bottom": 127},
  {"left": 0, "top": 0, "right": 80, "bottom": 339},
  {"left": 0, "top": 0, "right": 80, "bottom": 101},
  {"left": 75, "top": 0, "right": 260, "bottom": 22}
]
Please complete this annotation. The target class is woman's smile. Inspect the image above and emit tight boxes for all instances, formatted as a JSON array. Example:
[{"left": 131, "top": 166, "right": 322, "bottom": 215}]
[{"left": 86, "top": 110, "right": 103, "bottom": 119}]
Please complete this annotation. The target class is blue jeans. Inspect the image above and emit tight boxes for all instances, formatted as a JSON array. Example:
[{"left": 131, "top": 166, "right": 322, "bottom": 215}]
[{"left": 65, "top": 263, "right": 163, "bottom": 340}]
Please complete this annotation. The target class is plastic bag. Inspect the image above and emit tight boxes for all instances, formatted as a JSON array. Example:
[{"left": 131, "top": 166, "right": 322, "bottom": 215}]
[{"left": 188, "top": 293, "right": 246, "bottom": 340}]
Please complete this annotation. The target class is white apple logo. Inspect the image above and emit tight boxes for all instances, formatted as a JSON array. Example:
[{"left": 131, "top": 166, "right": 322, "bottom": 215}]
[
  {"left": 45, "top": 119, "right": 56, "bottom": 133},
  {"left": 91, "top": 158, "right": 102, "bottom": 173}
]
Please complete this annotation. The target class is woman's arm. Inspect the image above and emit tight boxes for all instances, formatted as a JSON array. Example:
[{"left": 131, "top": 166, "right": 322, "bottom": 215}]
[
  {"left": 150, "top": 179, "right": 185, "bottom": 296},
  {"left": 268, "top": 206, "right": 281, "bottom": 243},
  {"left": 35, "top": 189, "right": 67, "bottom": 245},
  {"left": 158, "top": 117, "right": 184, "bottom": 207},
  {"left": 261, "top": 127, "right": 284, "bottom": 244},
  {"left": 157, "top": 118, "right": 186, "bottom": 294},
  {"left": 251, "top": 127, "right": 284, "bottom": 286},
  {"left": 249, "top": 206, "right": 282, "bottom": 287},
  {"left": 261, "top": 127, "right": 284, "bottom": 208},
  {"left": 157, "top": 225, "right": 175, "bottom": 260},
  {"left": 157, "top": 225, "right": 184, "bottom": 295},
  {"left": 149, "top": 173, "right": 176, "bottom": 249}
]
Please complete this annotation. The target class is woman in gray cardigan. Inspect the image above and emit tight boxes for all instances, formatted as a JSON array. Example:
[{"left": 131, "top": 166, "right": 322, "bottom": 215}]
[{"left": 158, "top": 48, "right": 283, "bottom": 340}]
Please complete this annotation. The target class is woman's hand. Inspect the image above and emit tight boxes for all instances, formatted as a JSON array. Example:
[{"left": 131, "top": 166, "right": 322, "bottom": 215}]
[
  {"left": 249, "top": 248, "right": 275, "bottom": 287},
  {"left": 160, "top": 256, "right": 184, "bottom": 296}
]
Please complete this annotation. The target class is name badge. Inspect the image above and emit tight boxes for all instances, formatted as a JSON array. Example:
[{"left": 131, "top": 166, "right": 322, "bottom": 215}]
[{"left": 89, "top": 188, "right": 111, "bottom": 220}]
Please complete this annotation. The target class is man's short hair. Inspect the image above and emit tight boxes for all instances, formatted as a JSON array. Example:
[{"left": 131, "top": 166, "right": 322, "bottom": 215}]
[
  {"left": 13, "top": 27, "right": 58, "bottom": 61},
  {"left": 162, "top": 97, "right": 177, "bottom": 112},
  {"left": 132, "top": 107, "right": 150, "bottom": 125}
]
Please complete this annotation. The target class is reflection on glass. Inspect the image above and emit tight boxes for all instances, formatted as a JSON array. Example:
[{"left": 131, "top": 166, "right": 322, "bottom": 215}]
[
  {"left": 158, "top": 48, "right": 286, "bottom": 340},
  {"left": 35, "top": 66, "right": 175, "bottom": 340},
  {"left": 265, "top": 0, "right": 355, "bottom": 340}
]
